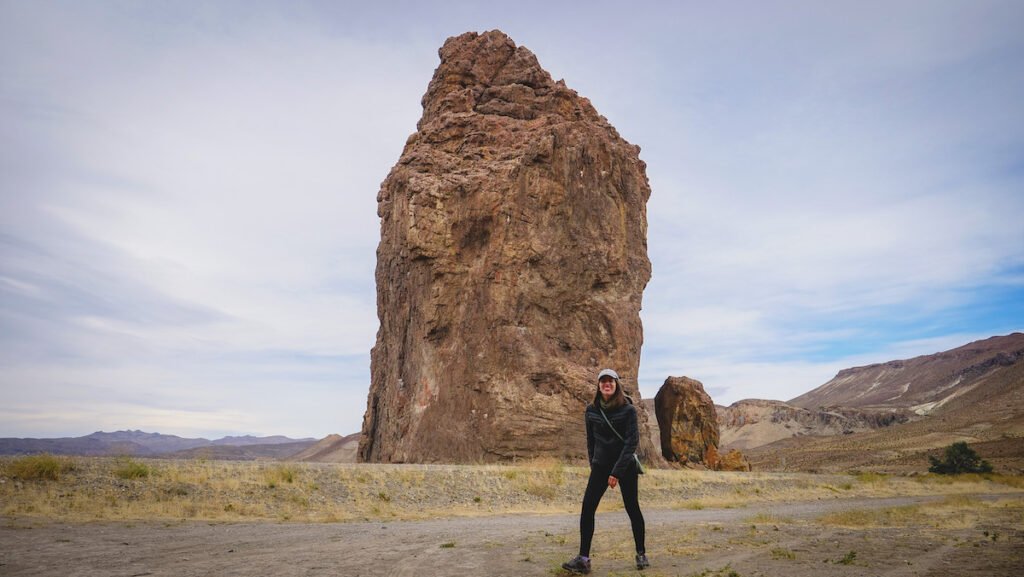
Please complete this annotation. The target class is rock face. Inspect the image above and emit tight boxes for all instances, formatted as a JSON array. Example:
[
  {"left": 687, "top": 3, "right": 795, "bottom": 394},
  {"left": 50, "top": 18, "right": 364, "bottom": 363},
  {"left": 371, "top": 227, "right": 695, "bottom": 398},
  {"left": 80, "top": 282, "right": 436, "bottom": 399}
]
[
  {"left": 358, "top": 31, "right": 656, "bottom": 464},
  {"left": 654, "top": 376, "right": 720, "bottom": 465},
  {"left": 717, "top": 399, "right": 916, "bottom": 451}
]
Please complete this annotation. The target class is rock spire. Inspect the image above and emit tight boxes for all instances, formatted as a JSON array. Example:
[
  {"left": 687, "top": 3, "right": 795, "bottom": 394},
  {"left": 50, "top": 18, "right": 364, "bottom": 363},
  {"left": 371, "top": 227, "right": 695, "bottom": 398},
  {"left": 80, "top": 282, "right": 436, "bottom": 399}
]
[{"left": 358, "top": 30, "right": 656, "bottom": 463}]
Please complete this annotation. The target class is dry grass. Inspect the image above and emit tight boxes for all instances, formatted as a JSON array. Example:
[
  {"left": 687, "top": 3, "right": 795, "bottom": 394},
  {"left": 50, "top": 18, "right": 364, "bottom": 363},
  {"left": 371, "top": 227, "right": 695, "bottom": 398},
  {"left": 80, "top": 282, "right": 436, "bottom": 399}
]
[
  {"left": 6, "top": 454, "right": 75, "bottom": 481},
  {"left": 817, "top": 494, "right": 1024, "bottom": 529},
  {"left": 2, "top": 456, "right": 1022, "bottom": 524},
  {"left": 914, "top": 471, "right": 1024, "bottom": 489}
]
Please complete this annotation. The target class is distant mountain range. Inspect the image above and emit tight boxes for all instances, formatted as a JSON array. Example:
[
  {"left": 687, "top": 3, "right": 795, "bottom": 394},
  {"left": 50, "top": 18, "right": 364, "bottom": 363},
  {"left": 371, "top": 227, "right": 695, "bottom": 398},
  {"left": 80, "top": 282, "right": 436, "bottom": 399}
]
[
  {"left": 6, "top": 333, "right": 1021, "bottom": 471},
  {"left": 0, "top": 430, "right": 319, "bottom": 459}
]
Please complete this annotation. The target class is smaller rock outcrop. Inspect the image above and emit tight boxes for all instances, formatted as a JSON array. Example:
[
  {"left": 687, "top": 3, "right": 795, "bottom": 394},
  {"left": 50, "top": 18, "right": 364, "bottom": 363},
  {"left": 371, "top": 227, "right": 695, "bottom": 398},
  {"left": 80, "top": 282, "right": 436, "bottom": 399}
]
[{"left": 654, "top": 376, "right": 720, "bottom": 465}]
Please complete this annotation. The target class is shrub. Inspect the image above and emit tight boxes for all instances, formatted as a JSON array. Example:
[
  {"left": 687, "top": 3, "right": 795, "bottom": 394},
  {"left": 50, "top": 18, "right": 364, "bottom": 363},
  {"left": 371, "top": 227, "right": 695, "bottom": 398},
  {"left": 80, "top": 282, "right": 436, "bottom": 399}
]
[
  {"left": 8, "top": 454, "right": 73, "bottom": 481},
  {"left": 771, "top": 548, "right": 796, "bottom": 560},
  {"left": 834, "top": 551, "right": 857, "bottom": 565},
  {"left": 113, "top": 458, "right": 151, "bottom": 479},
  {"left": 265, "top": 464, "right": 298, "bottom": 488},
  {"left": 928, "top": 442, "right": 993, "bottom": 475}
]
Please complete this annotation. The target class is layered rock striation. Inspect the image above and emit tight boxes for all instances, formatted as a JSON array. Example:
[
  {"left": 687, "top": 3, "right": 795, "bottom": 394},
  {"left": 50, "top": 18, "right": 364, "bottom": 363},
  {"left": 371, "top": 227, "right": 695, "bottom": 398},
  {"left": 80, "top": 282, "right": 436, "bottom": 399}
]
[
  {"left": 359, "top": 31, "right": 656, "bottom": 463},
  {"left": 717, "top": 399, "right": 916, "bottom": 451}
]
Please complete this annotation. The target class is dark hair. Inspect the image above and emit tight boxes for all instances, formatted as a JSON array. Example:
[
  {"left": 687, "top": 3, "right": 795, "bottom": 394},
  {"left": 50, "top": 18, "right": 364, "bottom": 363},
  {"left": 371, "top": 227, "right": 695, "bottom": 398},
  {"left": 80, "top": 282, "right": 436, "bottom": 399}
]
[{"left": 594, "top": 378, "right": 626, "bottom": 409}]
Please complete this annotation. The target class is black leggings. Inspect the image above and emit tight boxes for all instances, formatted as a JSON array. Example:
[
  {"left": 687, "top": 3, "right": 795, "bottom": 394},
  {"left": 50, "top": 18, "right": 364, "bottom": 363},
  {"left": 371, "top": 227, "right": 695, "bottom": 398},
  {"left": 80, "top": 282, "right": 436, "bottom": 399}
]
[{"left": 578, "top": 464, "right": 645, "bottom": 557}]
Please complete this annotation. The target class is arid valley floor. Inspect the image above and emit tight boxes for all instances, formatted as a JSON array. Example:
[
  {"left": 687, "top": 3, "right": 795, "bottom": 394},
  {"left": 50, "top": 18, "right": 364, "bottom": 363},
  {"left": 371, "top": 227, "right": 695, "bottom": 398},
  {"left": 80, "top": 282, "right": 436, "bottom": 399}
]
[{"left": 2, "top": 458, "right": 1022, "bottom": 576}]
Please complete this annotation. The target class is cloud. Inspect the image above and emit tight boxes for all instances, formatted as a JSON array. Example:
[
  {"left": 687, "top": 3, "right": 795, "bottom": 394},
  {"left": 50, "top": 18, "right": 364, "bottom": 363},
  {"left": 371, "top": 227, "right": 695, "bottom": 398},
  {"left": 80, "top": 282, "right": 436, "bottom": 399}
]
[
  {"left": 2, "top": 1, "right": 1022, "bottom": 437},
  {"left": 628, "top": 1, "right": 1024, "bottom": 403},
  {"left": 0, "top": 3, "right": 421, "bottom": 437}
]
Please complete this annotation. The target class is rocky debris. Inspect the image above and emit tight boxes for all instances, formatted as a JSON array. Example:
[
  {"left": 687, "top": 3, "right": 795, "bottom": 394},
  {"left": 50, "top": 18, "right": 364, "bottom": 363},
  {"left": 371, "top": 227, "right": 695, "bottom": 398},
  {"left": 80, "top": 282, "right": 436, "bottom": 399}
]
[
  {"left": 654, "top": 376, "right": 721, "bottom": 465},
  {"left": 718, "top": 399, "right": 916, "bottom": 451},
  {"left": 704, "top": 445, "right": 752, "bottom": 472},
  {"left": 717, "top": 448, "right": 752, "bottom": 471},
  {"left": 359, "top": 30, "right": 656, "bottom": 464}
]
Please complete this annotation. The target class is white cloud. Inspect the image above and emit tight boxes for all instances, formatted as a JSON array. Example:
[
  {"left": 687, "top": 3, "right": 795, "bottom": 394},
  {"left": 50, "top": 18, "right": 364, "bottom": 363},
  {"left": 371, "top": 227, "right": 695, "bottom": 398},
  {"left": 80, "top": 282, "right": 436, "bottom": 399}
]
[{"left": 2, "top": 1, "right": 1022, "bottom": 438}]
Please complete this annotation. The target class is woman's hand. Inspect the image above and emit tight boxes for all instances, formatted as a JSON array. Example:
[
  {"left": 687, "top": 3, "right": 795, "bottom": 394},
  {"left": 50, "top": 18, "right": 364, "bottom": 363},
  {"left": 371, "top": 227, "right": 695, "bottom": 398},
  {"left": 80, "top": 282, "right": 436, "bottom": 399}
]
[{"left": 608, "top": 476, "right": 618, "bottom": 488}]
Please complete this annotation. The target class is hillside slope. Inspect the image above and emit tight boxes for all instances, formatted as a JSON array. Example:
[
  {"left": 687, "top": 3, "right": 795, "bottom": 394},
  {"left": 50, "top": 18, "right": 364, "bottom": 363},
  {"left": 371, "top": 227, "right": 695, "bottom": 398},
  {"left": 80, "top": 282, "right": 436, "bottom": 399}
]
[
  {"left": 789, "top": 333, "right": 1024, "bottom": 413},
  {"left": 746, "top": 334, "right": 1024, "bottom": 473},
  {"left": 291, "top": 433, "right": 361, "bottom": 463}
]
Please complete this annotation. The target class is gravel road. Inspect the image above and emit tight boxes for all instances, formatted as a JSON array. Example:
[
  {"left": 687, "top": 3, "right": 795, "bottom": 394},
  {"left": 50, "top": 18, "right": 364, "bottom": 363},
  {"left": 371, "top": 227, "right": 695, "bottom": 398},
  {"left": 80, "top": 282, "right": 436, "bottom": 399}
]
[{"left": 3, "top": 495, "right": 1021, "bottom": 577}]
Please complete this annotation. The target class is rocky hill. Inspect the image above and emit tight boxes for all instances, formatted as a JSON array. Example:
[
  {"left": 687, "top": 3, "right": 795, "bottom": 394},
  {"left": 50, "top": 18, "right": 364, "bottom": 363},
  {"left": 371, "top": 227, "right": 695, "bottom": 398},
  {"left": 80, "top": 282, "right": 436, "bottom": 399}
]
[
  {"left": 739, "top": 334, "right": 1024, "bottom": 473},
  {"left": 360, "top": 30, "right": 657, "bottom": 464},
  {"left": 789, "top": 333, "right": 1024, "bottom": 413}
]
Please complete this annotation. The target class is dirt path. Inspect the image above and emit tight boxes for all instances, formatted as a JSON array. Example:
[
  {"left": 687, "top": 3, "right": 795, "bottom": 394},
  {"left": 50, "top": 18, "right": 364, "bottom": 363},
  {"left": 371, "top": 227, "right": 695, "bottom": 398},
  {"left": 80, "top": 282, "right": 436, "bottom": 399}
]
[{"left": 2, "top": 495, "right": 1021, "bottom": 577}]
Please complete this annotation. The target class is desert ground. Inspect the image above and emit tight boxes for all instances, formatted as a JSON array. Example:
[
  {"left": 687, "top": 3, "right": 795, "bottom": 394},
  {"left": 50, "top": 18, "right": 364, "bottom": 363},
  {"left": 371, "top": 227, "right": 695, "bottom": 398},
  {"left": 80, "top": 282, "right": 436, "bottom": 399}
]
[{"left": 2, "top": 458, "right": 1022, "bottom": 576}]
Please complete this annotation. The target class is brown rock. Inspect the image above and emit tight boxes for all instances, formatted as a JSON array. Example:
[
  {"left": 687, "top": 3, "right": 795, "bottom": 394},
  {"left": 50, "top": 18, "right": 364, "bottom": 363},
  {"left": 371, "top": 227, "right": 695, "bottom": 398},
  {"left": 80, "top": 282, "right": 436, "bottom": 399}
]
[
  {"left": 358, "top": 30, "right": 657, "bottom": 464},
  {"left": 717, "top": 448, "right": 752, "bottom": 472},
  {"left": 655, "top": 376, "right": 720, "bottom": 465}
]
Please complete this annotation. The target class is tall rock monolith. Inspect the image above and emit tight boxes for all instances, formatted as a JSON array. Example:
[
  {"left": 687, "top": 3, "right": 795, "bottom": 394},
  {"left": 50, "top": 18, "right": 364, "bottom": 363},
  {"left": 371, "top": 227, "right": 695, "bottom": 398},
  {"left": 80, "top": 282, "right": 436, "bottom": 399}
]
[{"left": 358, "top": 30, "right": 657, "bottom": 464}]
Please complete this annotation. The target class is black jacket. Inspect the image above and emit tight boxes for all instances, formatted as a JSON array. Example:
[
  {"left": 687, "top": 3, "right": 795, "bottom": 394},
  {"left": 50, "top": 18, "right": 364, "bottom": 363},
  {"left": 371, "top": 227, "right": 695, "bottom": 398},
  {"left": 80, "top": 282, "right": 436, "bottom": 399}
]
[{"left": 585, "top": 398, "right": 639, "bottom": 478}]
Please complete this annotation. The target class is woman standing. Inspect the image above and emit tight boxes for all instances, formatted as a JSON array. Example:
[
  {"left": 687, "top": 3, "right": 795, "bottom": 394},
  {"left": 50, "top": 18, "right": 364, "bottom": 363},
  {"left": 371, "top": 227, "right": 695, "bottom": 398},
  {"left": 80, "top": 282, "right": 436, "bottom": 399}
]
[{"left": 562, "top": 368, "right": 649, "bottom": 574}]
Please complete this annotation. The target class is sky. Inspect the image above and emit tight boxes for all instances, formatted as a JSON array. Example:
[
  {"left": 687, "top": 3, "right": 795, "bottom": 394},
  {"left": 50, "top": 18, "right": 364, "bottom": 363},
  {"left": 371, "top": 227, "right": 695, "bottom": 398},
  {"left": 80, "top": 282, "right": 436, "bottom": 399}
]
[{"left": 2, "top": 1, "right": 1022, "bottom": 440}]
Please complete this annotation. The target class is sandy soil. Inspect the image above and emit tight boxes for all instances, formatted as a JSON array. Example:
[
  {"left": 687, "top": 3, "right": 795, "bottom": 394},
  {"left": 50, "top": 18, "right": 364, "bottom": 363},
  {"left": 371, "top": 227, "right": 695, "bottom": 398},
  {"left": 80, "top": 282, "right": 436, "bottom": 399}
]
[{"left": 2, "top": 495, "right": 1021, "bottom": 577}]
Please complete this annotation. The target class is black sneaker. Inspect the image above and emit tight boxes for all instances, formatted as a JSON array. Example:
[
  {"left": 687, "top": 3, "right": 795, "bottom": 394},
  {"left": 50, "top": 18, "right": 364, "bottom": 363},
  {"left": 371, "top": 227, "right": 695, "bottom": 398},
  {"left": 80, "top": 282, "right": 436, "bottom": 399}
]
[
  {"left": 561, "top": 555, "right": 592, "bottom": 574},
  {"left": 636, "top": 553, "right": 650, "bottom": 570}
]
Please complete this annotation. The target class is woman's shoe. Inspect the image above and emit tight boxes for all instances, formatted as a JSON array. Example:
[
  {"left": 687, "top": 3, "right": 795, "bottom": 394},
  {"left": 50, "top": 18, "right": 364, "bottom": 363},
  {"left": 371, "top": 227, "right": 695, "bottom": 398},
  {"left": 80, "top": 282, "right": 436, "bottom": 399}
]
[
  {"left": 561, "top": 555, "right": 592, "bottom": 574},
  {"left": 635, "top": 553, "right": 650, "bottom": 569}
]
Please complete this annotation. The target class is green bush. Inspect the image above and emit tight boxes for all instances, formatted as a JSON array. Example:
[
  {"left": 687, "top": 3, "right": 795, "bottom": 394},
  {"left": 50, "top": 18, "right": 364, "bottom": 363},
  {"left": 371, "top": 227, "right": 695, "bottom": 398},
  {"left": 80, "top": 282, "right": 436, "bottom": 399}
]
[
  {"left": 928, "top": 442, "right": 992, "bottom": 474},
  {"left": 113, "top": 458, "right": 151, "bottom": 479},
  {"left": 8, "top": 454, "right": 73, "bottom": 481}
]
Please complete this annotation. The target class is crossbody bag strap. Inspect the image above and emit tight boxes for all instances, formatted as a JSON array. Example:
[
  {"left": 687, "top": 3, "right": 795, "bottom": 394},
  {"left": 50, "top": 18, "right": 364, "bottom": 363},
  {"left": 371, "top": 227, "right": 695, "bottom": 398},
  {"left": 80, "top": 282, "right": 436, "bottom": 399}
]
[
  {"left": 598, "top": 406, "right": 625, "bottom": 441},
  {"left": 599, "top": 406, "right": 644, "bottom": 474}
]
